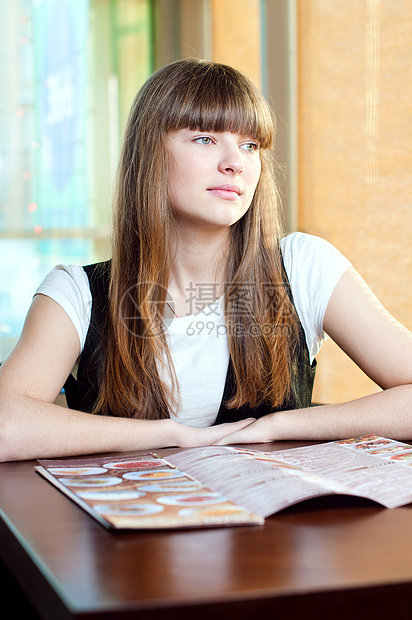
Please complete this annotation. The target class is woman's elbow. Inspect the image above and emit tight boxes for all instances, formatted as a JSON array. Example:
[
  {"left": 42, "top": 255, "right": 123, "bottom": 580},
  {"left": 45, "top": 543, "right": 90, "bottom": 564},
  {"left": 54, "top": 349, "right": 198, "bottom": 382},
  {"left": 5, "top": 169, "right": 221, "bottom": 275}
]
[{"left": 0, "top": 389, "right": 27, "bottom": 462}]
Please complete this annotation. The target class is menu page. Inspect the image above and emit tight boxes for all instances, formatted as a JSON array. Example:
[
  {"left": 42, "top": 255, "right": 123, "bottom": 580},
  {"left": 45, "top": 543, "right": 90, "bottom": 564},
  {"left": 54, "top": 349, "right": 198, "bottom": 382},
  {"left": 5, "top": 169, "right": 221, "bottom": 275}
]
[
  {"left": 36, "top": 452, "right": 263, "bottom": 530},
  {"left": 167, "top": 435, "right": 412, "bottom": 515},
  {"left": 278, "top": 436, "right": 412, "bottom": 509},
  {"left": 167, "top": 446, "right": 347, "bottom": 517}
]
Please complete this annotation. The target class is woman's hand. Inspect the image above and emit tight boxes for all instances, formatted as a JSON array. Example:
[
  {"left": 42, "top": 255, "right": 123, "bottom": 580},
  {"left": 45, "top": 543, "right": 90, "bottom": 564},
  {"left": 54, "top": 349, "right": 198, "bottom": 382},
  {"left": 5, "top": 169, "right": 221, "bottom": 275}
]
[
  {"left": 174, "top": 418, "right": 256, "bottom": 448},
  {"left": 213, "top": 414, "right": 277, "bottom": 446}
]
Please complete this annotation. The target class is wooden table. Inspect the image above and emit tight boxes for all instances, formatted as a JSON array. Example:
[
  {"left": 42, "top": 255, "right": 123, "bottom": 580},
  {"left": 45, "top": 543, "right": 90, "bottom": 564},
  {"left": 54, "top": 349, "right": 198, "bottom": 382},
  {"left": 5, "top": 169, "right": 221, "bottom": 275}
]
[{"left": 2, "top": 442, "right": 412, "bottom": 619}]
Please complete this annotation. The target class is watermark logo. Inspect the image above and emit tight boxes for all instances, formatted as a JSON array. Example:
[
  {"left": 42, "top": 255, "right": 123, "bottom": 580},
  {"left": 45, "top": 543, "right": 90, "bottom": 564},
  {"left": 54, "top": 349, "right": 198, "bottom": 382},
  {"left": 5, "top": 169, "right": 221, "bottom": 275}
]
[
  {"left": 118, "top": 282, "right": 170, "bottom": 338},
  {"left": 118, "top": 281, "right": 293, "bottom": 339}
]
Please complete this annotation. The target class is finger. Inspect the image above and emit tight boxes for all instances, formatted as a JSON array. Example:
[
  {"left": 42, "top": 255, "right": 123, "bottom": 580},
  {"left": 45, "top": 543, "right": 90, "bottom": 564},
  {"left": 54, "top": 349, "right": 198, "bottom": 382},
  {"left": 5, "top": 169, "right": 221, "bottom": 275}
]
[
  {"left": 219, "top": 418, "right": 256, "bottom": 432},
  {"left": 207, "top": 418, "right": 256, "bottom": 444},
  {"left": 213, "top": 427, "right": 257, "bottom": 446}
]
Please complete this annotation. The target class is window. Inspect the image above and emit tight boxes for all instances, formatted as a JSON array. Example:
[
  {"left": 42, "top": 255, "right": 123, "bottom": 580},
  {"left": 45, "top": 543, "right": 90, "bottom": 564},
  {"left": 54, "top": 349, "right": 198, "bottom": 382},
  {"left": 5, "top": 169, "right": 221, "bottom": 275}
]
[{"left": 0, "top": 0, "right": 153, "bottom": 360}]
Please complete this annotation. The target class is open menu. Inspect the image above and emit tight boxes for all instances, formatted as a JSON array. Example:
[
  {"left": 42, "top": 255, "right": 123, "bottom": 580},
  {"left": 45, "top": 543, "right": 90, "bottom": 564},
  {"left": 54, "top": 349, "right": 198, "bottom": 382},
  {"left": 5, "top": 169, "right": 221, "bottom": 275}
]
[{"left": 35, "top": 435, "right": 412, "bottom": 530}]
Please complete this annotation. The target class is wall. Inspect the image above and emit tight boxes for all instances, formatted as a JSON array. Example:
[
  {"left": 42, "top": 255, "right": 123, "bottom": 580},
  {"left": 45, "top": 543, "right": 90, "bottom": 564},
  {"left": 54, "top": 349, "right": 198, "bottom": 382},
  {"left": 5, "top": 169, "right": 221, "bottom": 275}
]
[{"left": 297, "top": 0, "right": 412, "bottom": 403}]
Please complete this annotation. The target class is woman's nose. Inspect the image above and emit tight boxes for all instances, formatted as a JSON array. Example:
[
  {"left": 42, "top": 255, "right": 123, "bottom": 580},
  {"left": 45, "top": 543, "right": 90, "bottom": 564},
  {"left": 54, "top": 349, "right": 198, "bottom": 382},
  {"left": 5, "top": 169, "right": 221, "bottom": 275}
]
[{"left": 218, "top": 145, "right": 244, "bottom": 175}]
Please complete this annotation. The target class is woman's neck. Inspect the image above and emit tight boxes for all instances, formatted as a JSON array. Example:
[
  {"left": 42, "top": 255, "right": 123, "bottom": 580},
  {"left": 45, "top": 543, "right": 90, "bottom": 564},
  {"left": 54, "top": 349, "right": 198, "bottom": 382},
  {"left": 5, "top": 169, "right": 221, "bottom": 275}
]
[{"left": 167, "top": 229, "right": 229, "bottom": 316}]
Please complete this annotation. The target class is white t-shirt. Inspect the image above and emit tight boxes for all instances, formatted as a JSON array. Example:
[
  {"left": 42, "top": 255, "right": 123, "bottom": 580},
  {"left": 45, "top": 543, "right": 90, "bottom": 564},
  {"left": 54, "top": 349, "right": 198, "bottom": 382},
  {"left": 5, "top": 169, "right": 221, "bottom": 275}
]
[{"left": 35, "top": 233, "right": 351, "bottom": 426}]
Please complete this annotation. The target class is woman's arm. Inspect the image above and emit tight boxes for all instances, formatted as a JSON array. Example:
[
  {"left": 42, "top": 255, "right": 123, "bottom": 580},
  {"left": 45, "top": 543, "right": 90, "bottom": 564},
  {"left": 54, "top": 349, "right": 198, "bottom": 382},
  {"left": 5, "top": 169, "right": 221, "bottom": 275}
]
[
  {"left": 0, "top": 295, "right": 253, "bottom": 461},
  {"left": 215, "top": 267, "right": 412, "bottom": 444}
]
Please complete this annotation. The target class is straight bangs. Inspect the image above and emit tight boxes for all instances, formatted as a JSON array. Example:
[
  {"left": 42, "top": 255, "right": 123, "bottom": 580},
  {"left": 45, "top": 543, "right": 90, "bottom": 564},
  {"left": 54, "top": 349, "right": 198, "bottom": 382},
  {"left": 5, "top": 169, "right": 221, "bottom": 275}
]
[{"left": 162, "top": 62, "right": 275, "bottom": 149}]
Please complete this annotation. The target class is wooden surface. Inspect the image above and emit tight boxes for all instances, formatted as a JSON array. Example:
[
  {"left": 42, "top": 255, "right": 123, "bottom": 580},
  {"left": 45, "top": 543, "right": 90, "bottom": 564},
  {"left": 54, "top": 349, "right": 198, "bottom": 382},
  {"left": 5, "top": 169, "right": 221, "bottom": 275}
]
[{"left": 3, "top": 442, "right": 412, "bottom": 619}]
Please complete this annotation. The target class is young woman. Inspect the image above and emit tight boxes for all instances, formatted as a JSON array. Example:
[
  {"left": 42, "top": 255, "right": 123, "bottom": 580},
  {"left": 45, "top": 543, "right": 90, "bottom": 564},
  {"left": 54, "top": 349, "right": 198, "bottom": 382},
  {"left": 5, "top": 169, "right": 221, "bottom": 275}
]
[{"left": 1, "top": 59, "right": 411, "bottom": 462}]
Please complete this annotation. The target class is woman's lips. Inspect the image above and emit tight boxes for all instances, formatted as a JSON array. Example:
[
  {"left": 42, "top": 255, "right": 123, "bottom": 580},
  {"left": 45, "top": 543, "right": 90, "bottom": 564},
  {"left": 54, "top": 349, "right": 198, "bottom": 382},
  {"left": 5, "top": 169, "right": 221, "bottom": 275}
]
[{"left": 207, "top": 185, "right": 241, "bottom": 200}]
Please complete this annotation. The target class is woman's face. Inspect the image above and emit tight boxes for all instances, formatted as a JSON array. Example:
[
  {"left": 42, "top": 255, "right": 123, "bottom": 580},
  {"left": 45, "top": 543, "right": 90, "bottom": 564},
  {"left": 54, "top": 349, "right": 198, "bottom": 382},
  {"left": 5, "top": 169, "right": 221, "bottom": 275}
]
[{"left": 166, "top": 129, "right": 262, "bottom": 234}]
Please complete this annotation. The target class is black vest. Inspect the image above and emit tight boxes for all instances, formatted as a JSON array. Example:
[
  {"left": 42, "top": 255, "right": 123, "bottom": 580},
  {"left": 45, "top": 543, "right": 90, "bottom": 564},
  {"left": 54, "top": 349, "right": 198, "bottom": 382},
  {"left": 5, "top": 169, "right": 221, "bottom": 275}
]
[{"left": 64, "top": 261, "right": 316, "bottom": 423}]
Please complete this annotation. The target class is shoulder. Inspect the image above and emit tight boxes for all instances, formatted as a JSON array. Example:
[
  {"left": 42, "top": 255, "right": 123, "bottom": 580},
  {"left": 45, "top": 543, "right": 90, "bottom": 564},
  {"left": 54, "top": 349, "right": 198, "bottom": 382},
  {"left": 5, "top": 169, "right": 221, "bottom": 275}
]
[
  {"left": 280, "top": 231, "right": 347, "bottom": 265},
  {"left": 36, "top": 264, "right": 91, "bottom": 304},
  {"left": 38, "top": 263, "right": 90, "bottom": 285},
  {"left": 280, "top": 232, "right": 351, "bottom": 360},
  {"left": 35, "top": 264, "right": 93, "bottom": 352},
  {"left": 280, "top": 232, "right": 351, "bottom": 287},
  {"left": 82, "top": 260, "right": 111, "bottom": 300}
]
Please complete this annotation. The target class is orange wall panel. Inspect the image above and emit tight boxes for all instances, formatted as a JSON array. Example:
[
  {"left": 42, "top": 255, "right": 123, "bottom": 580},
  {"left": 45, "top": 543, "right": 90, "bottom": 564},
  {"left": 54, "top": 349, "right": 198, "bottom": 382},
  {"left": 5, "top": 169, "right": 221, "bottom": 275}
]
[
  {"left": 212, "top": 0, "right": 262, "bottom": 86},
  {"left": 298, "top": 0, "right": 412, "bottom": 403}
]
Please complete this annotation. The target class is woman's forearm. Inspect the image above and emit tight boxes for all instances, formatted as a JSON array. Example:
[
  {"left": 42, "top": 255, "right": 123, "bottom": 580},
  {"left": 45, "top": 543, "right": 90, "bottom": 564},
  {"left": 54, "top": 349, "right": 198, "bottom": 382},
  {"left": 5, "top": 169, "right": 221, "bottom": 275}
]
[
  {"left": 0, "top": 392, "right": 180, "bottom": 462},
  {"left": 0, "top": 392, "right": 255, "bottom": 462},
  {"left": 275, "top": 384, "right": 412, "bottom": 441},
  {"left": 215, "top": 384, "right": 412, "bottom": 445}
]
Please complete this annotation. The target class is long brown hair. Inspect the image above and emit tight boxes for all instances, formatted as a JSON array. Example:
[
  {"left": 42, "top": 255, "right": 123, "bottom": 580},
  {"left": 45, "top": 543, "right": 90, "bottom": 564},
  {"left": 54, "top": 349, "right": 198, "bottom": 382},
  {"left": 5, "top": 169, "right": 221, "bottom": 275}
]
[{"left": 94, "top": 59, "right": 300, "bottom": 418}]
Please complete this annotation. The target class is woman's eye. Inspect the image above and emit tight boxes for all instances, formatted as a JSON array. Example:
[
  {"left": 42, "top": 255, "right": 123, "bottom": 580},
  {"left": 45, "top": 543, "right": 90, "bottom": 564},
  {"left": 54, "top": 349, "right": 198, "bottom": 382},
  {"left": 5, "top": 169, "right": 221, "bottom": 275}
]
[
  {"left": 241, "top": 142, "right": 259, "bottom": 152},
  {"left": 195, "top": 136, "right": 213, "bottom": 145}
]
